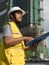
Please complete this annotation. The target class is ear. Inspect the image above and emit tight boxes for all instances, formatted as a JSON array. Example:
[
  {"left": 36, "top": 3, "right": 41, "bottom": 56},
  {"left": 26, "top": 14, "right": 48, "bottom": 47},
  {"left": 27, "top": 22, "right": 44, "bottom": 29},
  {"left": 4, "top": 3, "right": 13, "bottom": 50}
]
[{"left": 10, "top": 15, "right": 13, "bottom": 18}]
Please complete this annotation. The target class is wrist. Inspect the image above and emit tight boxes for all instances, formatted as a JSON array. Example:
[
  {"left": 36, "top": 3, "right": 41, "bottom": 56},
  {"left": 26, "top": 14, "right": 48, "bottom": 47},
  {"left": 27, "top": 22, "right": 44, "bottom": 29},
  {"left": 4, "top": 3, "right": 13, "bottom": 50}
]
[{"left": 23, "top": 37, "right": 28, "bottom": 41}]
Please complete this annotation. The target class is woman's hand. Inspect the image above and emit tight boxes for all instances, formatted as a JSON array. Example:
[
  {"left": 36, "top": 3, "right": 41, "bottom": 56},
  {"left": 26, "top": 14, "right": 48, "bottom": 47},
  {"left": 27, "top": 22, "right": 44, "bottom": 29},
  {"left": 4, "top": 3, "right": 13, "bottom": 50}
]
[
  {"left": 24, "top": 37, "right": 34, "bottom": 41},
  {"left": 24, "top": 42, "right": 40, "bottom": 50}
]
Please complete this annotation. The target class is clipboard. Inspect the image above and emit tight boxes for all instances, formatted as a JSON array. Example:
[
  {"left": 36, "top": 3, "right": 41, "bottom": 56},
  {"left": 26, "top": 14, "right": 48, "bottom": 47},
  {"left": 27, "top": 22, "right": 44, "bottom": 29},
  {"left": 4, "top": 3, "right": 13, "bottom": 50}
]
[{"left": 26, "top": 32, "right": 49, "bottom": 47}]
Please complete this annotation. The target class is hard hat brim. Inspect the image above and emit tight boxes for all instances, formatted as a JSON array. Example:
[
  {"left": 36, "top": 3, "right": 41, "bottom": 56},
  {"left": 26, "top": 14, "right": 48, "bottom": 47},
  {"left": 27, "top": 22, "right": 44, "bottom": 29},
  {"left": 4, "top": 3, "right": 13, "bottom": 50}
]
[{"left": 8, "top": 7, "right": 25, "bottom": 16}]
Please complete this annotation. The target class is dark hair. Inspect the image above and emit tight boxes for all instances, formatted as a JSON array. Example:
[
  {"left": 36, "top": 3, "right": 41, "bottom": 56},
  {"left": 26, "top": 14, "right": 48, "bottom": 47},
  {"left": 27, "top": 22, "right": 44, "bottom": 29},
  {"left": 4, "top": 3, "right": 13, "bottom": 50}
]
[{"left": 9, "top": 11, "right": 16, "bottom": 19}]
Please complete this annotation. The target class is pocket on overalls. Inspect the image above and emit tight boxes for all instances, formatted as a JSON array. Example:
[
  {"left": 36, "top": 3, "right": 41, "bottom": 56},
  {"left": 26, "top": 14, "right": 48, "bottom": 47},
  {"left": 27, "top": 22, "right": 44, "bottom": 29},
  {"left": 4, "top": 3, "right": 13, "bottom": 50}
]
[
  {"left": 10, "top": 49, "right": 18, "bottom": 64},
  {"left": 10, "top": 49, "right": 25, "bottom": 64}
]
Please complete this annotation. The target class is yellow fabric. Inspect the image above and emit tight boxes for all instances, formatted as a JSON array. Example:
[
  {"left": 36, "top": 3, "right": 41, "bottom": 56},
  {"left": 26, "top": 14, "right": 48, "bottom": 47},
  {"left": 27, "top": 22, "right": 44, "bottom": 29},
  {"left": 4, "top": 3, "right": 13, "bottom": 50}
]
[
  {"left": 8, "top": 22, "right": 25, "bottom": 48},
  {"left": 0, "top": 40, "right": 9, "bottom": 65},
  {"left": 5, "top": 21, "right": 25, "bottom": 65}
]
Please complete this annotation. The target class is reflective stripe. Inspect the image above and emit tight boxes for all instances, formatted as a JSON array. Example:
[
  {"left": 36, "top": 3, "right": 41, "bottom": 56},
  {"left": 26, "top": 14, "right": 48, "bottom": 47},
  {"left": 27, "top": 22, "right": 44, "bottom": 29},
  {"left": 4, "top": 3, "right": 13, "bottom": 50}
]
[{"left": 12, "top": 32, "right": 20, "bottom": 34}]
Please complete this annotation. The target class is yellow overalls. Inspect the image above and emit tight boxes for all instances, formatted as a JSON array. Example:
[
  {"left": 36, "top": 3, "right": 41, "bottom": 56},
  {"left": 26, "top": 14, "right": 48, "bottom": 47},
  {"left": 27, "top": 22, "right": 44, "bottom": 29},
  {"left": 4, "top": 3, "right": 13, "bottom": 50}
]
[
  {"left": 5, "top": 22, "right": 25, "bottom": 65},
  {"left": 0, "top": 40, "right": 9, "bottom": 65}
]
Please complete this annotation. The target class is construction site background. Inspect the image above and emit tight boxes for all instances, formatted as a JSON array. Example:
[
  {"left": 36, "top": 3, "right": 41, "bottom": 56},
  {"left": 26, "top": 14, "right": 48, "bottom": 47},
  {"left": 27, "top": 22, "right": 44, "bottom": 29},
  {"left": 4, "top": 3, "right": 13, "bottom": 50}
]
[{"left": 0, "top": 0, "right": 49, "bottom": 60}]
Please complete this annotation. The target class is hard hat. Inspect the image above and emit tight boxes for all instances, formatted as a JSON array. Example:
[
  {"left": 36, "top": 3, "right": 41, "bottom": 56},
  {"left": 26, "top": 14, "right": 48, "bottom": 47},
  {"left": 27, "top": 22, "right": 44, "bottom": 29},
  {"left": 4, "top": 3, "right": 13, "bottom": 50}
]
[{"left": 8, "top": 6, "right": 25, "bottom": 16}]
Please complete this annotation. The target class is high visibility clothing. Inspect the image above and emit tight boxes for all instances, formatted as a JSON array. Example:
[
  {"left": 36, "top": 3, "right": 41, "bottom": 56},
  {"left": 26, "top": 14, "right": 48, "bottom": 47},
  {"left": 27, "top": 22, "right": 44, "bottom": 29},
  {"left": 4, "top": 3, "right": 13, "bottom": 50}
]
[
  {"left": 0, "top": 40, "right": 9, "bottom": 65},
  {"left": 5, "top": 21, "right": 25, "bottom": 65}
]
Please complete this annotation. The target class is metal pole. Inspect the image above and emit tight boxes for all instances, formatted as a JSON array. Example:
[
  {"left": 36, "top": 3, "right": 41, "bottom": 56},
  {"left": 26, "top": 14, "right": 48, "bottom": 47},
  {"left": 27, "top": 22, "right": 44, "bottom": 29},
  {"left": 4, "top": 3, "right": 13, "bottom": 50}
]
[
  {"left": 30, "top": 0, "right": 33, "bottom": 27},
  {"left": 10, "top": 0, "right": 13, "bottom": 9},
  {"left": 9, "top": 0, "right": 13, "bottom": 21}
]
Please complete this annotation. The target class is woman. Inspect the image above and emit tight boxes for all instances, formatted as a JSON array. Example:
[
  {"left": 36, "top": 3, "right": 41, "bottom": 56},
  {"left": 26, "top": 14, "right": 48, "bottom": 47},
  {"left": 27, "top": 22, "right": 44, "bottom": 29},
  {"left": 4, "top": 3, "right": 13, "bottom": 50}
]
[{"left": 3, "top": 6, "right": 33, "bottom": 65}]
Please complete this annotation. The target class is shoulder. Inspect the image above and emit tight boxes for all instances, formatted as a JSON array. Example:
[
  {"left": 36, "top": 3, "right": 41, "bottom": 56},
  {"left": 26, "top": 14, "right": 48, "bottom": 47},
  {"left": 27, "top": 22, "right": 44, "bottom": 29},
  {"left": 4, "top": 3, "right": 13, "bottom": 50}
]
[
  {"left": 3, "top": 22, "right": 12, "bottom": 37},
  {"left": 3, "top": 22, "right": 12, "bottom": 31},
  {"left": 3, "top": 24, "right": 10, "bottom": 29},
  {"left": 4, "top": 22, "right": 12, "bottom": 28},
  {"left": 4, "top": 22, "right": 11, "bottom": 25}
]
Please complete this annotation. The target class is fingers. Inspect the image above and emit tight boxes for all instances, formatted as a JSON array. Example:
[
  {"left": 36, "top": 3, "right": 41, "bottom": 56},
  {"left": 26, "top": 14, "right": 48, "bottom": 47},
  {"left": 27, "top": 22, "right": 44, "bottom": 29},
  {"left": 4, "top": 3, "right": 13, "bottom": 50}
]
[{"left": 31, "top": 42, "right": 40, "bottom": 49}]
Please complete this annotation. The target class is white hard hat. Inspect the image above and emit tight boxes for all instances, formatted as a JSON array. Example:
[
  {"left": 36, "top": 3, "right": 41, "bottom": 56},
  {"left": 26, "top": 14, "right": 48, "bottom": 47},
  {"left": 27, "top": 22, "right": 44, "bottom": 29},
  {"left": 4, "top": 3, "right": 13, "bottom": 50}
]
[{"left": 8, "top": 6, "right": 25, "bottom": 16}]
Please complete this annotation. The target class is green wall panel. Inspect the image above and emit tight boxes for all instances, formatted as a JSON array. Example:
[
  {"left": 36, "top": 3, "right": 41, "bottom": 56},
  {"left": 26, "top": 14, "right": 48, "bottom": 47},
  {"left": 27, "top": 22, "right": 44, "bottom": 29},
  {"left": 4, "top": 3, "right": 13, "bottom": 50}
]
[{"left": 30, "top": 0, "right": 41, "bottom": 25}]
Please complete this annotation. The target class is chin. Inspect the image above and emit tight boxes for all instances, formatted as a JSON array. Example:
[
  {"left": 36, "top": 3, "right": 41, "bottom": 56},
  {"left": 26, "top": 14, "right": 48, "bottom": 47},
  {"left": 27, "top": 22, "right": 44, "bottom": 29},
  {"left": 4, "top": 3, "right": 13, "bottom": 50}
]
[
  {"left": 18, "top": 20, "right": 22, "bottom": 22},
  {"left": 19, "top": 21, "right": 22, "bottom": 22},
  {"left": 17, "top": 20, "right": 21, "bottom": 22}
]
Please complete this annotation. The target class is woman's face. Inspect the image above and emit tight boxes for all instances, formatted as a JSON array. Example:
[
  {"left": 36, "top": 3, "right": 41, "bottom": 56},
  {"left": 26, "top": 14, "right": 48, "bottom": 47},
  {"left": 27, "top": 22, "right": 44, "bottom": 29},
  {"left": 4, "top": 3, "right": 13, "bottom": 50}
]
[{"left": 15, "top": 11, "right": 23, "bottom": 22}]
